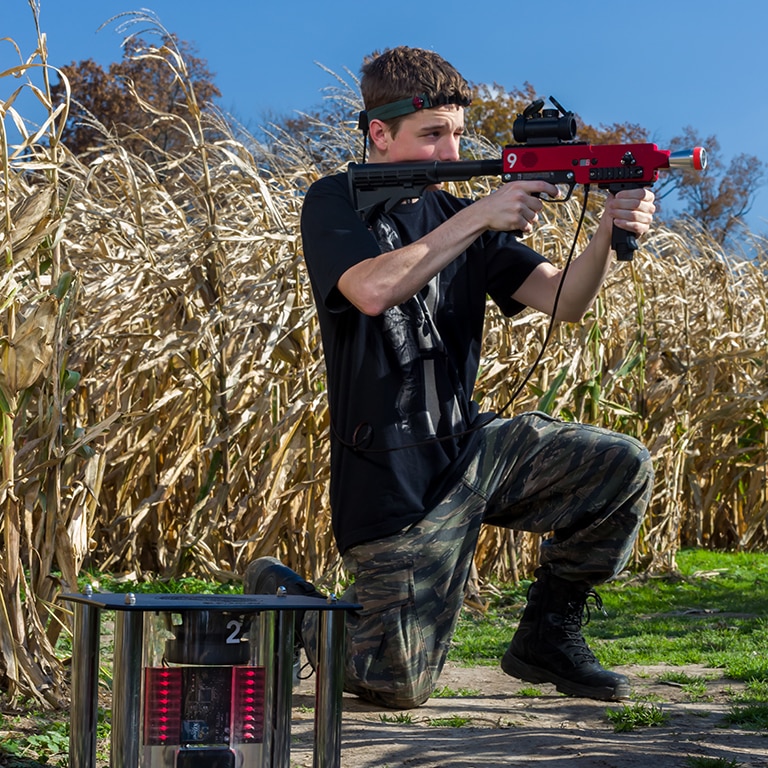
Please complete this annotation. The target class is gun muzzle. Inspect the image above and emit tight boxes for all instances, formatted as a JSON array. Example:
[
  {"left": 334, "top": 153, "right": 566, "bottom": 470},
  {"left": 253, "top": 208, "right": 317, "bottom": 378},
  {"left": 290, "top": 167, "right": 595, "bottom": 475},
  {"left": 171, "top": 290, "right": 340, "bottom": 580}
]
[{"left": 669, "top": 147, "right": 707, "bottom": 171}]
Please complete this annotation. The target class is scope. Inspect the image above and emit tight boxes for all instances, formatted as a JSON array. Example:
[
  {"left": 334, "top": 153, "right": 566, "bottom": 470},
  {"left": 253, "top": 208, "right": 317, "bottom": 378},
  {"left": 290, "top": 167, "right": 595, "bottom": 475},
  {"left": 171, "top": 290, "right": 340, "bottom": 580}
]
[{"left": 512, "top": 97, "right": 578, "bottom": 145}]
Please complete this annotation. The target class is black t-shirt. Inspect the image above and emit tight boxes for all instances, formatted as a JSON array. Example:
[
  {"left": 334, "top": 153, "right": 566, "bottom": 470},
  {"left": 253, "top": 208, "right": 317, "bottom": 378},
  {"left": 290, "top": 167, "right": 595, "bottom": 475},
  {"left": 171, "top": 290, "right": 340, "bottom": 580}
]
[{"left": 300, "top": 172, "right": 547, "bottom": 553}]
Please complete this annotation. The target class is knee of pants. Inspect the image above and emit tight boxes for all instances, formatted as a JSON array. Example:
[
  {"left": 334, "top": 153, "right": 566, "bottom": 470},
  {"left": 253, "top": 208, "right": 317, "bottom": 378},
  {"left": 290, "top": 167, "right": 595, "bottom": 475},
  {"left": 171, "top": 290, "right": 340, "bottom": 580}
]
[
  {"left": 345, "top": 676, "right": 433, "bottom": 710},
  {"left": 301, "top": 611, "right": 434, "bottom": 709},
  {"left": 630, "top": 444, "right": 655, "bottom": 505},
  {"left": 601, "top": 435, "right": 654, "bottom": 511}
]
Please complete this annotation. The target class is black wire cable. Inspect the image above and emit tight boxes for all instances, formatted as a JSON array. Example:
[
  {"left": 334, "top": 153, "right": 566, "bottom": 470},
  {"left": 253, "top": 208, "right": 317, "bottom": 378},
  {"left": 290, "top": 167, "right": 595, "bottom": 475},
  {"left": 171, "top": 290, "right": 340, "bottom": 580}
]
[{"left": 493, "top": 184, "right": 591, "bottom": 416}]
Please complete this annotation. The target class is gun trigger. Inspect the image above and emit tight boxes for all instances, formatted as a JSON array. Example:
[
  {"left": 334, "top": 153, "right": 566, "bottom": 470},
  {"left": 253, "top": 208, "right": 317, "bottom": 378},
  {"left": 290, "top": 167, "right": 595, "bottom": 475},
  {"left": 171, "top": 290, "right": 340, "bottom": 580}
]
[{"left": 538, "top": 184, "right": 575, "bottom": 203}]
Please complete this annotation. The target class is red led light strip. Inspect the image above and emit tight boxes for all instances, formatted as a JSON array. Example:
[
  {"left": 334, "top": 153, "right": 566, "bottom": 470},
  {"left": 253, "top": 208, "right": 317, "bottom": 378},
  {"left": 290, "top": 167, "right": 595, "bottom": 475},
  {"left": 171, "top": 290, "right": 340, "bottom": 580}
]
[
  {"left": 143, "top": 665, "right": 266, "bottom": 747},
  {"left": 144, "top": 667, "right": 183, "bottom": 745},
  {"left": 231, "top": 666, "right": 266, "bottom": 744}
]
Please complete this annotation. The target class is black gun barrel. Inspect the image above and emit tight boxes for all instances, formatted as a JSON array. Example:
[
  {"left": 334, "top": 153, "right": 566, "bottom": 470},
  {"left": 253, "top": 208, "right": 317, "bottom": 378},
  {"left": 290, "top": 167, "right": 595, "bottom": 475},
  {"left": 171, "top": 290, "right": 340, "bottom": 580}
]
[
  {"left": 348, "top": 159, "right": 503, "bottom": 217},
  {"left": 348, "top": 159, "right": 503, "bottom": 189}
]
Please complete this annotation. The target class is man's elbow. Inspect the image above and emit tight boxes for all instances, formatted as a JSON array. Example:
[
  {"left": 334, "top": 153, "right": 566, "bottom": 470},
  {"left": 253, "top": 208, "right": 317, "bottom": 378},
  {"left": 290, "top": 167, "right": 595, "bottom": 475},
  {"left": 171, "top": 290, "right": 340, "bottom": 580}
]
[
  {"left": 355, "top": 300, "right": 387, "bottom": 317},
  {"left": 337, "top": 272, "right": 394, "bottom": 316},
  {"left": 345, "top": 285, "right": 392, "bottom": 317}
]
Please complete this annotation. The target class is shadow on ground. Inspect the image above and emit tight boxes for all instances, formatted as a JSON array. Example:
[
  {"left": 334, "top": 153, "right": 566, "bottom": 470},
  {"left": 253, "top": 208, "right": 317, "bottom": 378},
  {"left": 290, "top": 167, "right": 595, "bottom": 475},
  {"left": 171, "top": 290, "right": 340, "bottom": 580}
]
[{"left": 287, "top": 661, "right": 768, "bottom": 767}]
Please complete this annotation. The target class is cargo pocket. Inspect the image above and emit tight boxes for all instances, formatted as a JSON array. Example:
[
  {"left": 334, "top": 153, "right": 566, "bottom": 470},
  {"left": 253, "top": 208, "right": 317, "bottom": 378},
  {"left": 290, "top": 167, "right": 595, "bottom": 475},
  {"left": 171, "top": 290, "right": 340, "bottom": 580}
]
[{"left": 344, "top": 558, "right": 432, "bottom": 708}]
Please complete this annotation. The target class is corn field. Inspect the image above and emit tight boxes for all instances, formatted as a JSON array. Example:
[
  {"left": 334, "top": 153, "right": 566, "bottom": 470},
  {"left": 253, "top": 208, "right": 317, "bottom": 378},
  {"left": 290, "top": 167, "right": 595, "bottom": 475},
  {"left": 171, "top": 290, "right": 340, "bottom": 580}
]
[{"left": 1, "top": 16, "right": 766, "bottom": 704}]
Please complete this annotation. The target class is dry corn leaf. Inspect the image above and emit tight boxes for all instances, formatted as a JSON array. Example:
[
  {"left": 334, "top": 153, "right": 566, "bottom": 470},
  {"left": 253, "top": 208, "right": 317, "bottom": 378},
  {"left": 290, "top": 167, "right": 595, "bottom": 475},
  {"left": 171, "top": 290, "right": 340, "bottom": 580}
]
[
  {"left": 0, "top": 294, "right": 59, "bottom": 393},
  {"left": 3, "top": 186, "right": 58, "bottom": 261}
]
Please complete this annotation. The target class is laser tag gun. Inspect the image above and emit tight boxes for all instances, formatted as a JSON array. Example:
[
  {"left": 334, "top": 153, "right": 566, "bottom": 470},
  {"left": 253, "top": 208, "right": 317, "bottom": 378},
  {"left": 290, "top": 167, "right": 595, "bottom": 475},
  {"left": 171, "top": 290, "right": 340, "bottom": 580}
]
[{"left": 347, "top": 97, "right": 708, "bottom": 261}]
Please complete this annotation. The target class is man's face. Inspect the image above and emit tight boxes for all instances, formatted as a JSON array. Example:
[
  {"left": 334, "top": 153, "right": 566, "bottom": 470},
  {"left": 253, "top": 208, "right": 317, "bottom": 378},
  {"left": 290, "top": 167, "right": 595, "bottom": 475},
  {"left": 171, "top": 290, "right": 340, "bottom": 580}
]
[{"left": 375, "top": 105, "right": 464, "bottom": 163}]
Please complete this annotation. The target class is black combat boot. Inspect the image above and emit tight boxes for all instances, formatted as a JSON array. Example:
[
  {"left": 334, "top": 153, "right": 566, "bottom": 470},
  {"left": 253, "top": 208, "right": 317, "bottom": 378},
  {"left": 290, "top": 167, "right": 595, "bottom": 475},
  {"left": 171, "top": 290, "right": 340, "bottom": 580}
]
[
  {"left": 243, "top": 557, "right": 326, "bottom": 681},
  {"left": 501, "top": 571, "right": 630, "bottom": 701},
  {"left": 244, "top": 556, "right": 325, "bottom": 602}
]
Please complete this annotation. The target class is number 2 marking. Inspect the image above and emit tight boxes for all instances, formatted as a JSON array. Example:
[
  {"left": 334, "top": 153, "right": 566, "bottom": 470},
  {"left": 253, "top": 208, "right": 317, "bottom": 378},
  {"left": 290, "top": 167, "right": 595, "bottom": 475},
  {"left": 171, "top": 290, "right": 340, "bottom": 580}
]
[{"left": 226, "top": 619, "right": 243, "bottom": 644}]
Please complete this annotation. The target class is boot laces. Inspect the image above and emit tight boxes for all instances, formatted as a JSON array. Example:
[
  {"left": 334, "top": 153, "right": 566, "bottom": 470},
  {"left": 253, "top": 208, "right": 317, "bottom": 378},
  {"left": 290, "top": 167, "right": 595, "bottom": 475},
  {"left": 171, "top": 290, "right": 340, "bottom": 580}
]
[{"left": 560, "top": 589, "right": 605, "bottom": 663}]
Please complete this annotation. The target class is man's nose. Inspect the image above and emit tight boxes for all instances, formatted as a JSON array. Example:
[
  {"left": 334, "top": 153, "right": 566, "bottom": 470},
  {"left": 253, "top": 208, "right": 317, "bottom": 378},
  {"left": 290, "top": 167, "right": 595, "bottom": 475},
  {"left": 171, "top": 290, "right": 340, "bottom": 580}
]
[{"left": 438, "top": 137, "right": 461, "bottom": 162}]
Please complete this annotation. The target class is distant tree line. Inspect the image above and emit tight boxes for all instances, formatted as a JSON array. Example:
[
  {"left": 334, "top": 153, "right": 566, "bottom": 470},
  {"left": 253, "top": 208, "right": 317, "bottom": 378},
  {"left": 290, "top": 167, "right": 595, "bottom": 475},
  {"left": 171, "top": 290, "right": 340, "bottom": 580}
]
[
  {"left": 52, "top": 37, "right": 765, "bottom": 245},
  {"left": 51, "top": 34, "right": 220, "bottom": 160}
]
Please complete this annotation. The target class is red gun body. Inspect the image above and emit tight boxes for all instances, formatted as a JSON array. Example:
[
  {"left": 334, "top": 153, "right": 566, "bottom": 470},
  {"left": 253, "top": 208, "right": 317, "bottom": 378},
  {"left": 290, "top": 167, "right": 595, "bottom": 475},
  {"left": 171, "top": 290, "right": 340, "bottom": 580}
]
[{"left": 502, "top": 142, "right": 706, "bottom": 188}]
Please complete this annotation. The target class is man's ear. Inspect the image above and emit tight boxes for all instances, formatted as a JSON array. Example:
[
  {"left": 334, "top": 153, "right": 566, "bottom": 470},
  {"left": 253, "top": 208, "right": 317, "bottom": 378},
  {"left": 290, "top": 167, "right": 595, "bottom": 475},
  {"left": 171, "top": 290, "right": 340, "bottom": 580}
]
[{"left": 367, "top": 119, "right": 391, "bottom": 154}]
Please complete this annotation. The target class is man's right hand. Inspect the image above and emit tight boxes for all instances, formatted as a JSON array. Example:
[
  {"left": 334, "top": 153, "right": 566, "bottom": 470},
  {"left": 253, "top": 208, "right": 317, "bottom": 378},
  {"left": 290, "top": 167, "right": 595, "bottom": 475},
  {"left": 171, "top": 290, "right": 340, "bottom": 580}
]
[{"left": 478, "top": 180, "right": 560, "bottom": 234}]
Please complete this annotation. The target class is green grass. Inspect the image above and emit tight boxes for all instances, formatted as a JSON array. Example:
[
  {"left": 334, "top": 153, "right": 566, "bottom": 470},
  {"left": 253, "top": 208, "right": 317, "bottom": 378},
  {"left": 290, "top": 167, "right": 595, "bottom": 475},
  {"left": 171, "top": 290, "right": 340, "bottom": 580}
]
[
  {"left": 731, "top": 679, "right": 768, "bottom": 701},
  {"left": 379, "top": 712, "right": 415, "bottom": 724},
  {"left": 657, "top": 671, "right": 716, "bottom": 702},
  {"left": 5, "top": 723, "right": 70, "bottom": 763},
  {"left": 431, "top": 685, "right": 481, "bottom": 698},
  {"left": 0, "top": 706, "right": 111, "bottom": 767},
  {"left": 427, "top": 715, "right": 472, "bottom": 727},
  {"left": 77, "top": 572, "right": 242, "bottom": 595},
  {"left": 722, "top": 702, "right": 768, "bottom": 730},
  {"left": 605, "top": 702, "right": 670, "bottom": 731}
]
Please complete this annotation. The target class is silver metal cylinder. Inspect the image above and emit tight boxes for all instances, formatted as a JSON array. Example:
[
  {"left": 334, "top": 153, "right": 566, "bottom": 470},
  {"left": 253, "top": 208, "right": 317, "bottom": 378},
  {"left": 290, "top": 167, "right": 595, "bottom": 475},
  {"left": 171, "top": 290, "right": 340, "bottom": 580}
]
[
  {"left": 255, "top": 609, "right": 277, "bottom": 766},
  {"left": 69, "top": 600, "right": 101, "bottom": 768},
  {"left": 111, "top": 610, "right": 144, "bottom": 768},
  {"left": 272, "top": 609, "right": 295, "bottom": 768},
  {"left": 313, "top": 604, "right": 346, "bottom": 768},
  {"left": 669, "top": 147, "right": 708, "bottom": 170}
]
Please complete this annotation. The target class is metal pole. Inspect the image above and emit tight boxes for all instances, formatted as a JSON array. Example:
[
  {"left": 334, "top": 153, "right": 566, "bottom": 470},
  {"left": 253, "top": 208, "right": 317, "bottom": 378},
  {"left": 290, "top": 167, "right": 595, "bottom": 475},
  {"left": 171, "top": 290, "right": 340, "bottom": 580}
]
[
  {"left": 111, "top": 602, "right": 144, "bottom": 768},
  {"left": 272, "top": 609, "right": 295, "bottom": 768},
  {"left": 69, "top": 596, "right": 101, "bottom": 768},
  {"left": 313, "top": 601, "right": 345, "bottom": 768},
  {"left": 256, "top": 610, "right": 277, "bottom": 766}
]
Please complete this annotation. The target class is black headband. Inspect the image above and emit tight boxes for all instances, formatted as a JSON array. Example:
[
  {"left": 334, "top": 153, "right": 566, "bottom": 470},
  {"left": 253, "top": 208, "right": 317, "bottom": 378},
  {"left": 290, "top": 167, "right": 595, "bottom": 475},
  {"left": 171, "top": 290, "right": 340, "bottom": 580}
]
[{"left": 357, "top": 93, "right": 472, "bottom": 133}]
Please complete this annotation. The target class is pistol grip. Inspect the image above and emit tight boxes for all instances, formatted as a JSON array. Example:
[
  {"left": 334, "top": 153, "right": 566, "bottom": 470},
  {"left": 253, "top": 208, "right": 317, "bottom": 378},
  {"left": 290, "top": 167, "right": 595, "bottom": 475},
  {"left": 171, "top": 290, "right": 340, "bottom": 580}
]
[{"left": 612, "top": 224, "right": 638, "bottom": 262}]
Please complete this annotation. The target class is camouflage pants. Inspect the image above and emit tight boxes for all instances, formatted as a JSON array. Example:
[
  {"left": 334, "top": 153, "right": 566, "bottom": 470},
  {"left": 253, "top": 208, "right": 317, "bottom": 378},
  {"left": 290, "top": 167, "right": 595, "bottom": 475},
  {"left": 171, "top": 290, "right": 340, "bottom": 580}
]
[{"left": 304, "top": 411, "right": 653, "bottom": 709}]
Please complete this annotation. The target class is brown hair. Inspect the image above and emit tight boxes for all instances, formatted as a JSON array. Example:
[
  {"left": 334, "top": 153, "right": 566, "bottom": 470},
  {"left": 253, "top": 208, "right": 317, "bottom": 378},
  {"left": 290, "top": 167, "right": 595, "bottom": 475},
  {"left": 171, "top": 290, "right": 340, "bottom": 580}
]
[{"left": 360, "top": 46, "right": 471, "bottom": 133}]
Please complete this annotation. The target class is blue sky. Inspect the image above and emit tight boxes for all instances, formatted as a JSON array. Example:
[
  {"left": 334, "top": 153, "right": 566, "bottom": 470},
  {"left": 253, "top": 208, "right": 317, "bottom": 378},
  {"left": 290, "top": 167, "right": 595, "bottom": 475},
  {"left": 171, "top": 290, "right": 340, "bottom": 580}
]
[{"left": 3, "top": 0, "right": 767, "bottom": 234}]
